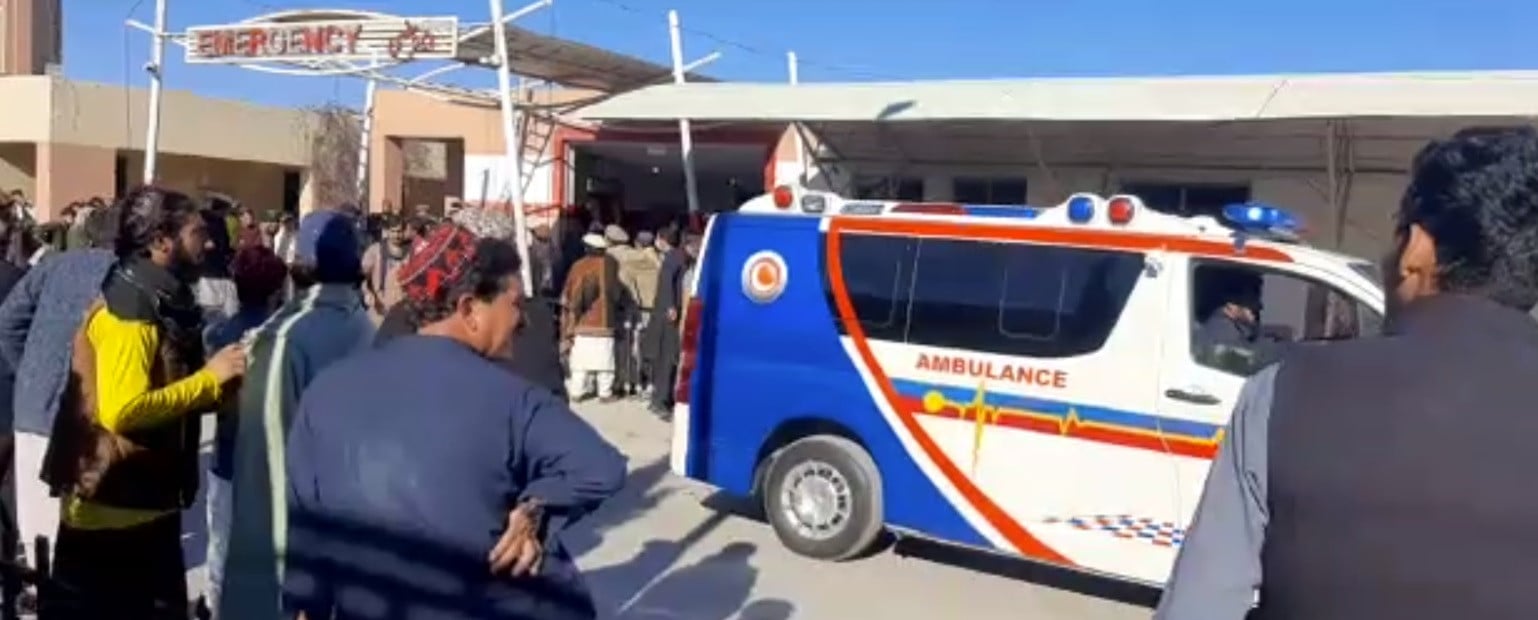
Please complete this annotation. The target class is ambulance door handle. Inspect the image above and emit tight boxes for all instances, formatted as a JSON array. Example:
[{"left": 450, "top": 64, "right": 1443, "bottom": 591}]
[{"left": 1164, "top": 387, "right": 1220, "bottom": 406}]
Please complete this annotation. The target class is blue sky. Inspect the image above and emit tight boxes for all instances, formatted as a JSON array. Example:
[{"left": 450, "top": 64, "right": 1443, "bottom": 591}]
[{"left": 63, "top": 0, "right": 1538, "bottom": 109}]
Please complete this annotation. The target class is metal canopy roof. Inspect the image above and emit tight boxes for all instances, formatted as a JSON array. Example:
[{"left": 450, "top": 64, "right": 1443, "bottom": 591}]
[
  {"left": 577, "top": 71, "right": 1538, "bottom": 172},
  {"left": 577, "top": 71, "right": 1538, "bottom": 122},
  {"left": 456, "top": 22, "right": 715, "bottom": 92}
]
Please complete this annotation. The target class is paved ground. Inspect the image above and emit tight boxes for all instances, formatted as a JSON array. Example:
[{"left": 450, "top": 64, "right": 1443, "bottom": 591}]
[
  {"left": 174, "top": 398, "right": 1154, "bottom": 619},
  {"left": 565, "top": 399, "right": 1157, "bottom": 620}
]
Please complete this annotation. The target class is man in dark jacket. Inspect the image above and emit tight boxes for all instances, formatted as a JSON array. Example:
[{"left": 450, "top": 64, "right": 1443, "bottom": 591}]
[
  {"left": 283, "top": 222, "right": 625, "bottom": 620},
  {"left": 641, "top": 227, "right": 693, "bottom": 418},
  {"left": 1158, "top": 126, "right": 1538, "bottom": 620}
]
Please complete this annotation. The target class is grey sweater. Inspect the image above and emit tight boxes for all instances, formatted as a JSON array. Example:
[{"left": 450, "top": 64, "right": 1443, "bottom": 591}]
[{"left": 0, "top": 249, "right": 114, "bottom": 435}]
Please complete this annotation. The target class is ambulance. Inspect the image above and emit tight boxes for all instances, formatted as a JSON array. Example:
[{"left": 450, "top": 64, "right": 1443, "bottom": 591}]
[{"left": 668, "top": 184, "right": 1384, "bottom": 585}]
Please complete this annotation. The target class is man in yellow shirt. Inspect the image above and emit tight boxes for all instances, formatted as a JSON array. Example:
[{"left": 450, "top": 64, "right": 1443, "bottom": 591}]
[{"left": 39, "top": 186, "right": 248, "bottom": 619}]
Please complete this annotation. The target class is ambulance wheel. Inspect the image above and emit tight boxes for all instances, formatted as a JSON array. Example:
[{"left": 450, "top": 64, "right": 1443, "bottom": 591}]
[{"left": 762, "top": 435, "right": 885, "bottom": 561}]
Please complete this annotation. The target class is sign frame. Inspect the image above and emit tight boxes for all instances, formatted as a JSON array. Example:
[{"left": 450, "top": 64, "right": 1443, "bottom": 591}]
[{"left": 184, "top": 14, "right": 460, "bottom": 64}]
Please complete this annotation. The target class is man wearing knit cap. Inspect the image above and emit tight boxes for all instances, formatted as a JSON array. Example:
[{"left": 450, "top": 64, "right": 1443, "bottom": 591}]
[
  {"left": 283, "top": 222, "right": 625, "bottom": 619},
  {"left": 219, "top": 209, "right": 375, "bottom": 620}
]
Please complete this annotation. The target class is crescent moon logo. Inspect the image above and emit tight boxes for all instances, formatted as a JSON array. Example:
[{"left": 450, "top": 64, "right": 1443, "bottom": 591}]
[{"left": 741, "top": 251, "right": 788, "bottom": 304}]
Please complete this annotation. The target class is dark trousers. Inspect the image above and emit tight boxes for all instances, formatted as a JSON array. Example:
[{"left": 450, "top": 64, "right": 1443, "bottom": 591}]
[
  {"left": 613, "top": 323, "right": 636, "bottom": 395},
  {"left": 42, "top": 514, "right": 186, "bottom": 620},
  {"left": 650, "top": 356, "right": 678, "bottom": 412}
]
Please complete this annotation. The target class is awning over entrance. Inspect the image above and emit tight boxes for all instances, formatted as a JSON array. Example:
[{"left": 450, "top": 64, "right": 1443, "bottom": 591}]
[
  {"left": 456, "top": 23, "right": 716, "bottom": 93},
  {"left": 578, "top": 71, "right": 1538, "bottom": 122},
  {"left": 576, "top": 71, "right": 1538, "bottom": 171}
]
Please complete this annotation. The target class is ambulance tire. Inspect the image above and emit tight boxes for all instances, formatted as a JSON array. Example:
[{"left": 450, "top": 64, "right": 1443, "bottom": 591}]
[{"left": 762, "top": 435, "right": 885, "bottom": 562}]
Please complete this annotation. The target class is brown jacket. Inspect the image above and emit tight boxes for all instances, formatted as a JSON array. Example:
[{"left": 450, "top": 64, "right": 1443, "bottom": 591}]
[
  {"left": 40, "top": 301, "right": 204, "bottom": 511},
  {"left": 562, "top": 254, "right": 626, "bottom": 338}
]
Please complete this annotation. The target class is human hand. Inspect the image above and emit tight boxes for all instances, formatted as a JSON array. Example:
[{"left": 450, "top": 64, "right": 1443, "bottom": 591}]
[
  {"left": 666, "top": 308, "right": 677, "bottom": 322},
  {"left": 488, "top": 500, "right": 544, "bottom": 577},
  {"left": 204, "top": 343, "right": 248, "bottom": 383}
]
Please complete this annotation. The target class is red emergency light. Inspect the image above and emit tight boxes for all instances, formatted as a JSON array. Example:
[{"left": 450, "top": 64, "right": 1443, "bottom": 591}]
[
  {"left": 1108, "top": 197, "right": 1136, "bottom": 225},
  {"left": 771, "top": 186, "right": 794, "bottom": 209}
]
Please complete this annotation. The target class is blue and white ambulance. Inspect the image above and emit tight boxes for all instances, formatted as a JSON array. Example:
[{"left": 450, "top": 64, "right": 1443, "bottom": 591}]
[{"left": 669, "top": 185, "right": 1384, "bottom": 585}]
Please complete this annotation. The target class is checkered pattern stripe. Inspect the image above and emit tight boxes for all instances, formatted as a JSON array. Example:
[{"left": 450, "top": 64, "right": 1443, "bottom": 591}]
[{"left": 1044, "top": 514, "right": 1186, "bottom": 548}]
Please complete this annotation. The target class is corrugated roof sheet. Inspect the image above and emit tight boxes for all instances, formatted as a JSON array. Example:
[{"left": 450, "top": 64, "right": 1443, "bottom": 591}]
[{"left": 578, "top": 71, "right": 1538, "bottom": 122}]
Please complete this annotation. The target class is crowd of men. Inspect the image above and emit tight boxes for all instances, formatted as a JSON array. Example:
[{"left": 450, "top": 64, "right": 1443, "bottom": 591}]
[{"left": 0, "top": 188, "right": 695, "bottom": 618}]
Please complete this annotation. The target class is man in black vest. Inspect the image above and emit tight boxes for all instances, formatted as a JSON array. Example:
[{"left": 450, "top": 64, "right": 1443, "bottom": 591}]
[{"left": 1157, "top": 126, "right": 1538, "bottom": 620}]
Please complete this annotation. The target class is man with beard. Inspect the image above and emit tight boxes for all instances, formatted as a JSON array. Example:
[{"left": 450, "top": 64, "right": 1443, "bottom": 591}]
[
  {"left": 37, "top": 186, "right": 248, "bottom": 619},
  {"left": 282, "top": 222, "right": 625, "bottom": 619},
  {"left": 1159, "top": 127, "right": 1538, "bottom": 620},
  {"left": 219, "top": 210, "right": 374, "bottom": 620},
  {"left": 361, "top": 214, "right": 410, "bottom": 321}
]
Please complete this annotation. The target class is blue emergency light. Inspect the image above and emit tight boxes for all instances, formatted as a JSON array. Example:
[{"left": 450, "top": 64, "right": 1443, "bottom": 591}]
[
  {"left": 1067, "top": 196, "right": 1096, "bottom": 223},
  {"left": 1222, "top": 202, "right": 1301, "bottom": 238}
]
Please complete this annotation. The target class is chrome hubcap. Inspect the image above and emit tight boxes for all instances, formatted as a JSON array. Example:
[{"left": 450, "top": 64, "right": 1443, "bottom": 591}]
[{"left": 779, "top": 460, "right": 852, "bottom": 541}]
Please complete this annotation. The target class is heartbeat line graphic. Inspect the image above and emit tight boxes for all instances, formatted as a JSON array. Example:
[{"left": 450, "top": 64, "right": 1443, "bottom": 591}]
[{"left": 918, "top": 384, "right": 1226, "bottom": 468}]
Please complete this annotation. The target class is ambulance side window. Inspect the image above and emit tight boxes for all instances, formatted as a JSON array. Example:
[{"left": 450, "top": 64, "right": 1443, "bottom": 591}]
[
  {"left": 836, "top": 234, "right": 916, "bottom": 342},
  {"left": 1190, "top": 260, "right": 1381, "bottom": 376},
  {"left": 905, "top": 239, "right": 1143, "bottom": 358}
]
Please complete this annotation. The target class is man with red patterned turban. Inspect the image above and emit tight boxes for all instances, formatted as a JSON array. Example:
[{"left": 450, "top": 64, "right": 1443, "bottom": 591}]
[{"left": 282, "top": 222, "right": 625, "bottom": 619}]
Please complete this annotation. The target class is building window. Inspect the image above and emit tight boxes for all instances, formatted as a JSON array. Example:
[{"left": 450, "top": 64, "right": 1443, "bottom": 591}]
[
  {"left": 829, "top": 234, "right": 1144, "bottom": 358},
  {"left": 952, "top": 177, "right": 1028, "bottom": 205},
  {"left": 1120, "top": 182, "right": 1250, "bottom": 217},
  {"left": 852, "top": 175, "right": 924, "bottom": 201}
]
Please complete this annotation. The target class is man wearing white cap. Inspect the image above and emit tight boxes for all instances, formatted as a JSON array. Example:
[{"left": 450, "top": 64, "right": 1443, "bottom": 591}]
[{"left": 560, "top": 232, "right": 628, "bottom": 401}]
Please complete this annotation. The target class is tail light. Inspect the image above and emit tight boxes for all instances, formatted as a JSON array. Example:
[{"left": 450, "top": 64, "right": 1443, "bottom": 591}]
[{"left": 673, "top": 297, "right": 705, "bottom": 406}]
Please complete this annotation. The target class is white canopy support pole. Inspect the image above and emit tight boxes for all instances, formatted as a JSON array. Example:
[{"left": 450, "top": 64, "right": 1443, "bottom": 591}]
[
  {"left": 668, "top": 10, "right": 701, "bottom": 215},
  {"left": 787, "top": 51, "right": 807, "bottom": 185},
  {"left": 1324, "top": 120, "right": 1340, "bottom": 245},
  {"left": 490, "top": 0, "right": 548, "bottom": 294},
  {"left": 355, "top": 54, "right": 379, "bottom": 209},
  {"left": 142, "top": 0, "right": 169, "bottom": 184}
]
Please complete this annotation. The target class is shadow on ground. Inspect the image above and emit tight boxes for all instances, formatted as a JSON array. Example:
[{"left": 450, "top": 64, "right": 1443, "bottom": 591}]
[
  {"left": 892, "top": 537, "right": 1161, "bottom": 608},
  {"left": 564, "top": 457, "right": 675, "bottom": 560},
  {"left": 582, "top": 508, "right": 796, "bottom": 620},
  {"left": 697, "top": 487, "right": 1158, "bottom": 610},
  {"left": 568, "top": 460, "right": 797, "bottom": 620}
]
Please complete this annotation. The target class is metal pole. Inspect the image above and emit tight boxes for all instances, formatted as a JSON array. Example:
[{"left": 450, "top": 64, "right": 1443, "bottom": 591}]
[
  {"left": 355, "top": 60, "right": 378, "bottom": 210},
  {"left": 141, "top": 0, "right": 168, "bottom": 184},
  {"left": 668, "top": 10, "right": 701, "bottom": 214},
  {"left": 490, "top": 0, "right": 534, "bottom": 293},
  {"left": 787, "top": 51, "right": 807, "bottom": 185}
]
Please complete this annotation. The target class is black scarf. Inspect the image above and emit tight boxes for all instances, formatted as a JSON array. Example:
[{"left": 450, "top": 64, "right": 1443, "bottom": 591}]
[{"left": 103, "top": 256, "right": 206, "bottom": 366}]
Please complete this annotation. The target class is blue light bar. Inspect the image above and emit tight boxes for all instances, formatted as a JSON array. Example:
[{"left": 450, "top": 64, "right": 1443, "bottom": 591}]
[
  {"left": 1222, "top": 202, "right": 1300, "bottom": 236},
  {"left": 1067, "top": 196, "right": 1095, "bottom": 223},
  {"left": 963, "top": 205, "right": 1041, "bottom": 219}
]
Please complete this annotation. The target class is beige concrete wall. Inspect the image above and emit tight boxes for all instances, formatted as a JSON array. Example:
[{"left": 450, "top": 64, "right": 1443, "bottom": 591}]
[
  {"left": 368, "top": 87, "right": 600, "bottom": 211},
  {"left": 33, "top": 141, "right": 113, "bottom": 221},
  {"left": 117, "top": 150, "right": 291, "bottom": 219},
  {"left": 0, "top": 75, "right": 52, "bottom": 141},
  {"left": 0, "top": 142, "right": 34, "bottom": 195},
  {"left": 49, "top": 77, "right": 311, "bottom": 167}
]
